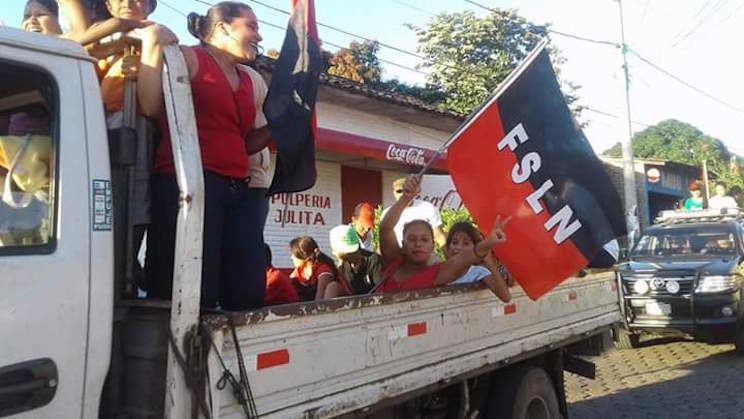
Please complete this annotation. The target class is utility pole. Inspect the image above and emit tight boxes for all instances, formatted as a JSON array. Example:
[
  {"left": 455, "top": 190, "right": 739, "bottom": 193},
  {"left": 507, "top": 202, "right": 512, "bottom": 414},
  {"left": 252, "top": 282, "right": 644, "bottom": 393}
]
[{"left": 617, "top": 0, "right": 639, "bottom": 246}]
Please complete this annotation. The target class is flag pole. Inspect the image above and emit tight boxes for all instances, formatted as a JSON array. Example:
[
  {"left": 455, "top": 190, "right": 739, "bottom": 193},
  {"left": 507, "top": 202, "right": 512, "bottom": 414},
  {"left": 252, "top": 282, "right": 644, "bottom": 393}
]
[{"left": 416, "top": 38, "right": 551, "bottom": 178}]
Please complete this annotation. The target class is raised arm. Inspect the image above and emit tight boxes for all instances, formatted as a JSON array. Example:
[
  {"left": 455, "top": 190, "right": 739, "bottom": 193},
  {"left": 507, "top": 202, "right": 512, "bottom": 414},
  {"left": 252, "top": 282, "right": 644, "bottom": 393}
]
[
  {"left": 136, "top": 24, "right": 179, "bottom": 118},
  {"left": 434, "top": 216, "right": 511, "bottom": 286},
  {"left": 379, "top": 175, "right": 420, "bottom": 264}
]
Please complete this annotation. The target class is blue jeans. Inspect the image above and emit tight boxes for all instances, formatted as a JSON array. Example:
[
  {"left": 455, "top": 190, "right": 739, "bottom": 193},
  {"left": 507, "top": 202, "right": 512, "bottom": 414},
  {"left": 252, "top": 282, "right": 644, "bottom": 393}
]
[{"left": 146, "top": 172, "right": 266, "bottom": 310}]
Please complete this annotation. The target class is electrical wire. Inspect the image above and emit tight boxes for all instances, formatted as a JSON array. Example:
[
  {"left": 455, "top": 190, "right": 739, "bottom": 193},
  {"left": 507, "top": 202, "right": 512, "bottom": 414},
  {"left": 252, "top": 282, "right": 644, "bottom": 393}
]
[
  {"left": 547, "top": 29, "right": 619, "bottom": 47},
  {"left": 240, "top": 0, "right": 428, "bottom": 60},
  {"left": 159, "top": 0, "right": 187, "bottom": 17},
  {"left": 627, "top": 48, "right": 744, "bottom": 114},
  {"left": 671, "top": 0, "right": 728, "bottom": 47},
  {"left": 388, "top": 0, "right": 437, "bottom": 16},
  {"left": 717, "top": 0, "right": 744, "bottom": 24},
  {"left": 584, "top": 107, "right": 651, "bottom": 127},
  {"left": 465, "top": 0, "right": 618, "bottom": 47},
  {"left": 182, "top": 0, "right": 428, "bottom": 75}
]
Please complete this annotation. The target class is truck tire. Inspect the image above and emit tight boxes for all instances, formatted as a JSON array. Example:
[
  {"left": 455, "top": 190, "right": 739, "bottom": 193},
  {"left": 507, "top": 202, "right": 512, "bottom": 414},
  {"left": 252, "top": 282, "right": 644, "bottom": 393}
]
[
  {"left": 613, "top": 326, "right": 639, "bottom": 350},
  {"left": 485, "top": 367, "right": 560, "bottom": 419}
]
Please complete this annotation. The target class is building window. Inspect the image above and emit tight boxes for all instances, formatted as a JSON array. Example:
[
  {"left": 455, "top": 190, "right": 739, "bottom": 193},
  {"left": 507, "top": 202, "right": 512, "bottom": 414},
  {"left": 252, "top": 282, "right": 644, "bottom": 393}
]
[{"left": 0, "top": 60, "right": 56, "bottom": 253}]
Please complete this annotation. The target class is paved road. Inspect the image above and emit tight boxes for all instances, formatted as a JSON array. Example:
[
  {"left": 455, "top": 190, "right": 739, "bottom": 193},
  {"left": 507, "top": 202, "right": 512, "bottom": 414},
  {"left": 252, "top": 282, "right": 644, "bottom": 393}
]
[{"left": 565, "top": 338, "right": 744, "bottom": 419}]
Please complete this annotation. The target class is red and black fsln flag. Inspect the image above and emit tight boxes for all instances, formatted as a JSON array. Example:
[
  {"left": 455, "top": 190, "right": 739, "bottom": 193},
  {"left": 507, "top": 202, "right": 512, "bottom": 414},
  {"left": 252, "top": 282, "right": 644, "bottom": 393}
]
[
  {"left": 264, "top": 0, "right": 322, "bottom": 195},
  {"left": 447, "top": 42, "right": 626, "bottom": 300}
]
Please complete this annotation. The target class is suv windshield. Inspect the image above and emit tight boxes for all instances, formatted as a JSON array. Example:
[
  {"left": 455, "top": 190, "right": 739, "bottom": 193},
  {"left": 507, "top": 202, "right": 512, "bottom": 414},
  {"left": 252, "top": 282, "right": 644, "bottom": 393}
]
[{"left": 632, "top": 226, "right": 736, "bottom": 258}]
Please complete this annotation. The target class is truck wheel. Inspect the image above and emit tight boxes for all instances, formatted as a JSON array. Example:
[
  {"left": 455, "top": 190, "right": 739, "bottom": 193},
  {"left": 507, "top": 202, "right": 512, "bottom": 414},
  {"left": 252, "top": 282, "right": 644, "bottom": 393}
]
[
  {"left": 613, "top": 326, "right": 639, "bottom": 350},
  {"left": 486, "top": 367, "right": 560, "bottom": 419}
]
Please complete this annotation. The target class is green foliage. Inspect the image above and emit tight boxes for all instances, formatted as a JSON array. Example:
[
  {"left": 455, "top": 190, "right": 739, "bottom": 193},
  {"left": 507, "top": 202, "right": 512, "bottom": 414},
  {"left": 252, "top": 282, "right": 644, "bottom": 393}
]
[
  {"left": 327, "top": 40, "right": 382, "bottom": 84},
  {"left": 376, "top": 79, "right": 448, "bottom": 106},
  {"left": 407, "top": 8, "right": 581, "bottom": 117},
  {"left": 602, "top": 119, "right": 743, "bottom": 193},
  {"left": 435, "top": 207, "right": 475, "bottom": 260}
]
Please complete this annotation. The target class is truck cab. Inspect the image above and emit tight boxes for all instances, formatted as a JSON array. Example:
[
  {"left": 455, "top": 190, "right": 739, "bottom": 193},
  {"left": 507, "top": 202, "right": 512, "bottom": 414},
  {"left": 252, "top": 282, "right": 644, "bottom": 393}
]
[
  {"left": 616, "top": 208, "right": 744, "bottom": 352},
  {"left": 0, "top": 27, "right": 113, "bottom": 418}
]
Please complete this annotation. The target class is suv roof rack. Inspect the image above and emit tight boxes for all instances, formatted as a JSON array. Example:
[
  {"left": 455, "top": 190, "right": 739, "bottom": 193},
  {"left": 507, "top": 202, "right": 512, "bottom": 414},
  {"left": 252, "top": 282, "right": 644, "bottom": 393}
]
[{"left": 655, "top": 208, "right": 743, "bottom": 225}]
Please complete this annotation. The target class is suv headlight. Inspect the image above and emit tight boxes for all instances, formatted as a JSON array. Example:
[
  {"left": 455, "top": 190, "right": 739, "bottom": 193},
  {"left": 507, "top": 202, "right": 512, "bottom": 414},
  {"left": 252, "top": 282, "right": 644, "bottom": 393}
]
[
  {"left": 695, "top": 275, "right": 737, "bottom": 293},
  {"left": 633, "top": 279, "right": 649, "bottom": 295}
]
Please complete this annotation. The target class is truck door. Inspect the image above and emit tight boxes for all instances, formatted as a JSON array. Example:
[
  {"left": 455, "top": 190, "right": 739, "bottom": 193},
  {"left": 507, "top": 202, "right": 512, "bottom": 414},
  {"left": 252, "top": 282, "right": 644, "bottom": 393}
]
[{"left": 0, "top": 47, "right": 93, "bottom": 417}]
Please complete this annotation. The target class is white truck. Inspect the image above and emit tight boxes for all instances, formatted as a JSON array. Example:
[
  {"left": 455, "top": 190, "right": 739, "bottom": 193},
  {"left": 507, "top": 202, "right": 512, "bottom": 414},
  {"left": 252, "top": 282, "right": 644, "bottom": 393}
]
[{"left": 0, "top": 27, "right": 621, "bottom": 419}]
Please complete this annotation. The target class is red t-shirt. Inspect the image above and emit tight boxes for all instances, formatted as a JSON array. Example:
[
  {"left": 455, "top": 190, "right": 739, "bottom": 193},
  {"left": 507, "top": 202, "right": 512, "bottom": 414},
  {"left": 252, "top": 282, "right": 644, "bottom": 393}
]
[
  {"left": 264, "top": 267, "right": 298, "bottom": 306},
  {"left": 154, "top": 47, "right": 257, "bottom": 178},
  {"left": 375, "top": 258, "right": 442, "bottom": 293},
  {"left": 292, "top": 262, "right": 335, "bottom": 302}
]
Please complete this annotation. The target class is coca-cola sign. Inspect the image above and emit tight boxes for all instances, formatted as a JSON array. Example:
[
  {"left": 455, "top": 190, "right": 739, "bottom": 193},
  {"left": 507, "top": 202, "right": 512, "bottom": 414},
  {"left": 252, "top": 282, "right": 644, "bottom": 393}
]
[{"left": 386, "top": 144, "right": 427, "bottom": 166}]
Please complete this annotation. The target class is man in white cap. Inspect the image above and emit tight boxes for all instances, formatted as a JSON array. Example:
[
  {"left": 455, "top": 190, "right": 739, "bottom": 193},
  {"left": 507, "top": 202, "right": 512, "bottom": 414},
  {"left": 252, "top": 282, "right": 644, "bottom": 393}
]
[{"left": 329, "top": 224, "right": 383, "bottom": 294}]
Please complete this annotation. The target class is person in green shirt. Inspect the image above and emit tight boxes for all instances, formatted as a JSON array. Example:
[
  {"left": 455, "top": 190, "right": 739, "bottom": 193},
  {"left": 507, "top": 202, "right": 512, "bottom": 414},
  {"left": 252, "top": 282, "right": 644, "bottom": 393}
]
[{"left": 684, "top": 181, "right": 704, "bottom": 210}]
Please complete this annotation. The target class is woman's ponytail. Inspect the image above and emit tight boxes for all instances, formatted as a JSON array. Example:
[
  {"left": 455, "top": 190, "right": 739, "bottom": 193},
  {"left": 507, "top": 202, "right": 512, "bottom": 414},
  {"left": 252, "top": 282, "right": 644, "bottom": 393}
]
[{"left": 186, "top": 12, "right": 205, "bottom": 41}]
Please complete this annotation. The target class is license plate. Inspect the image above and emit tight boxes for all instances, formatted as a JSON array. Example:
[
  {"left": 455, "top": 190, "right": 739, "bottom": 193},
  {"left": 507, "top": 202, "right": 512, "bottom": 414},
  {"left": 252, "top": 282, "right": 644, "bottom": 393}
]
[{"left": 646, "top": 301, "right": 672, "bottom": 316}]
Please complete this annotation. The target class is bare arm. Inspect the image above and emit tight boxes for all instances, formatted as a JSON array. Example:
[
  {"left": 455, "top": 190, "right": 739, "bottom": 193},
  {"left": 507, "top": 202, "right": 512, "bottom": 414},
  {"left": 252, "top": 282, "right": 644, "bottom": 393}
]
[
  {"left": 71, "top": 18, "right": 151, "bottom": 47},
  {"left": 315, "top": 272, "right": 334, "bottom": 300},
  {"left": 481, "top": 254, "right": 511, "bottom": 302},
  {"left": 136, "top": 24, "right": 178, "bottom": 118},
  {"left": 380, "top": 176, "right": 420, "bottom": 264},
  {"left": 245, "top": 126, "right": 271, "bottom": 154},
  {"left": 434, "top": 216, "right": 511, "bottom": 286}
]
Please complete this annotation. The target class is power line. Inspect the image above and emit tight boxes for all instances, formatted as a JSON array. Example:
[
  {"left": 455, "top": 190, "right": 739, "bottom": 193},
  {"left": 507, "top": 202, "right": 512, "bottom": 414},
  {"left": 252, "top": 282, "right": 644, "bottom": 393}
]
[
  {"left": 672, "top": 0, "right": 728, "bottom": 47},
  {"left": 388, "top": 0, "right": 437, "bottom": 16},
  {"left": 242, "top": 0, "right": 428, "bottom": 60},
  {"left": 465, "top": 0, "right": 618, "bottom": 47},
  {"left": 584, "top": 107, "right": 651, "bottom": 127},
  {"left": 186, "top": 0, "right": 429, "bottom": 75},
  {"left": 718, "top": 0, "right": 744, "bottom": 24},
  {"left": 627, "top": 48, "right": 744, "bottom": 114},
  {"left": 547, "top": 29, "right": 618, "bottom": 47},
  {"left": 159, "top": 0, "right": 187, "bottom": 17}
]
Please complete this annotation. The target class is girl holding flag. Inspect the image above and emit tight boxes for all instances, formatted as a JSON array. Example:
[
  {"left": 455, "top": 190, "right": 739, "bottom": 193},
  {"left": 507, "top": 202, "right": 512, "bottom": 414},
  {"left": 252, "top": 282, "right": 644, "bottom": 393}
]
[{"left": 377, "top": 175, "right": 511, "bottom": 293}]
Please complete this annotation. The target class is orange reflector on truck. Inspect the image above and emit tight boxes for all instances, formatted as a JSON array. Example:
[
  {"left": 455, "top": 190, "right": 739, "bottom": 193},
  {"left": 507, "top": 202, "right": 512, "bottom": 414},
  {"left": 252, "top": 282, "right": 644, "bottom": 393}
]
[
  {"left": 256, "top": 349, "right": 290, "bottom": 370},
  {"left": 407, "top": 322, "right": 427, "bottom": 337}
]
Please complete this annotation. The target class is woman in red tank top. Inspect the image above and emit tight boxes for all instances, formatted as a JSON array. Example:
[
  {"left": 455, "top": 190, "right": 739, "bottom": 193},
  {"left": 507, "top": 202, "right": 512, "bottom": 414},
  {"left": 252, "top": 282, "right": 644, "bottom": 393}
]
[
  {"left": 377, "top": 175, "right": 511, "bottom": 294},
  {"left": 139, "top": 2, "right": 272, "bottom": 311}
]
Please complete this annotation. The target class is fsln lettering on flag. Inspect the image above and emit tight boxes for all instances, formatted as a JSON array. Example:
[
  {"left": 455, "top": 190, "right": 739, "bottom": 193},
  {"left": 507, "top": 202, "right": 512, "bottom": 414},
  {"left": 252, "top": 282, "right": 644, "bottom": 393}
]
[
  {"left": 264, "top": 0, "right": 322, "bottom": 195},
  {"left": 447, "top": 42, "right": 626, "bottom": 300}
]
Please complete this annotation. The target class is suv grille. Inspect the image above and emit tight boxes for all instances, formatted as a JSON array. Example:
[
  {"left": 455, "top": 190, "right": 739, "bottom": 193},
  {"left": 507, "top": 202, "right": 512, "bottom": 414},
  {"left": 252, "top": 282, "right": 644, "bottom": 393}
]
[{"left": 623, "top": 275, "right": 695, "bottom": 296}]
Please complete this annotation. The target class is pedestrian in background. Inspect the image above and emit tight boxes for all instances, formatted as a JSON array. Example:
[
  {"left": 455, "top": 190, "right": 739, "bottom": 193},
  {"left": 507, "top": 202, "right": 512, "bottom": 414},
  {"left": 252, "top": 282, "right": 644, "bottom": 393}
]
[
  {"left": 350, "top": 202, "right": 376, "bottom": 252},
  {"left": 381, "top": 177, "right": 446, "bottom": 248}
]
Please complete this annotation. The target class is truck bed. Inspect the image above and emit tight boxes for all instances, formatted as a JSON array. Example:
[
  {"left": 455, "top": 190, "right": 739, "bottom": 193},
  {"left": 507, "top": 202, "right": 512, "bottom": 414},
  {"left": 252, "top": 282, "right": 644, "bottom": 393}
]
[{"left": 201, "top": 272, "right": 620, "bottom": 418}]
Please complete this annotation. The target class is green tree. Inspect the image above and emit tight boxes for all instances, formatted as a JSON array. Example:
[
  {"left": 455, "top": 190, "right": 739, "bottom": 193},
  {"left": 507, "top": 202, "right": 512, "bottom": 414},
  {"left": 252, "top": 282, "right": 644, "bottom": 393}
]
[
  {"left": 407, "top": 9, "right": 581, "bottom": 116},
  {"left": 327, "top": 40, "right": 382, "bottom": 84},
  {"left": 603, "top": 119, "right": 743, "bottom": 192}
]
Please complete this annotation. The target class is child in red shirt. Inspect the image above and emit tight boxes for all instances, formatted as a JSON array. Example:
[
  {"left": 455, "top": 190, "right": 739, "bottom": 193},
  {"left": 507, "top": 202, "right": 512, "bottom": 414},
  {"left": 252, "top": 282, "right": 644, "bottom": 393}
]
[
  {"left": 263, "top": 245, "right": 298, "bottom": 306},
  {"left": 289, "top": 236, "right": 350, "bottom": 301}
]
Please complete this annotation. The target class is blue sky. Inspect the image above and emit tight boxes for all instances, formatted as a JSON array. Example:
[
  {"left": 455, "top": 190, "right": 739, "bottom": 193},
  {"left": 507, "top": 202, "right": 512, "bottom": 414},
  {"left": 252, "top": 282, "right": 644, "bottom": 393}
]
[{"left": 2, "top": 0, "right": 743, "bottom": 156}]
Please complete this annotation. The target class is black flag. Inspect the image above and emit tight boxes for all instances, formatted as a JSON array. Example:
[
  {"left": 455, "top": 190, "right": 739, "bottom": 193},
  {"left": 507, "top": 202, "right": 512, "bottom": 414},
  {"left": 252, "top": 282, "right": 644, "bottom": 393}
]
[{"left": 264, "top": 0, "right": 322, "bottom": 195}]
